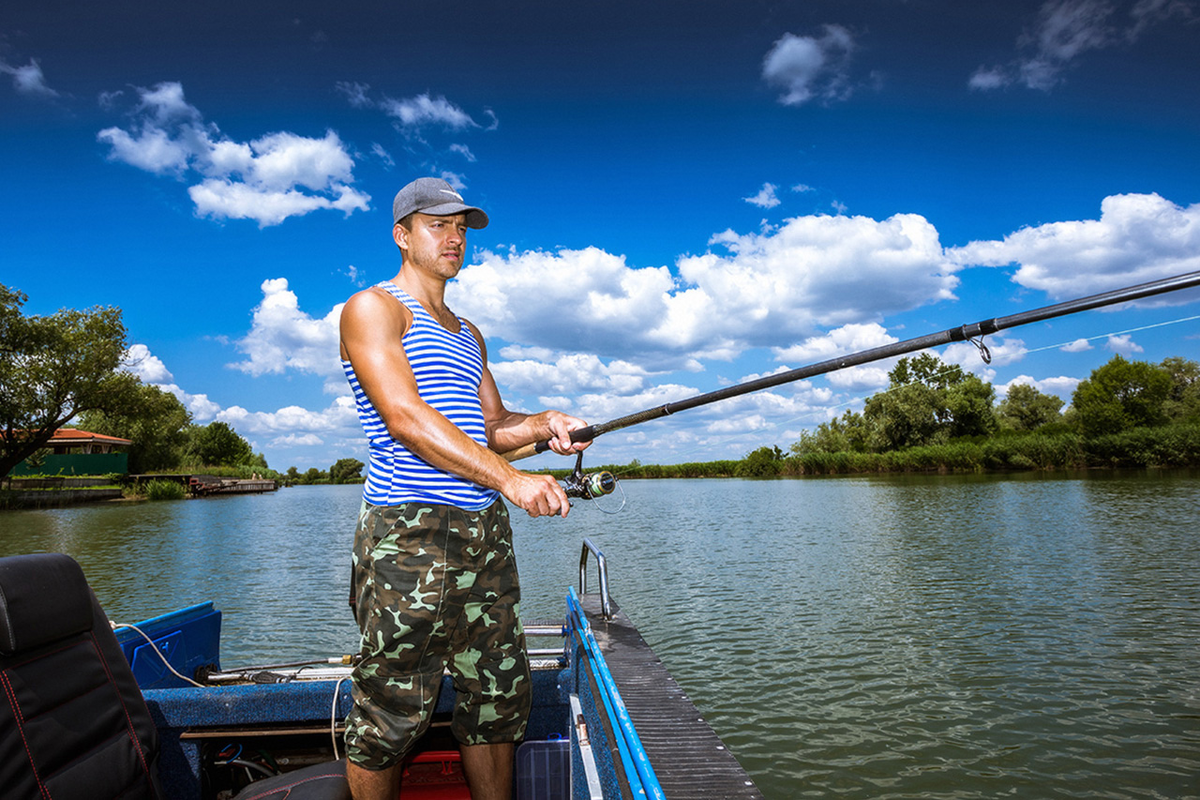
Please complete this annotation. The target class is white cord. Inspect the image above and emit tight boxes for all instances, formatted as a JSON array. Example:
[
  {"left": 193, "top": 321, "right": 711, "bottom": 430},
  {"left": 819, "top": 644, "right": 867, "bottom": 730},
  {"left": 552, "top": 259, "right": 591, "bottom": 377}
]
[
  {"left": 331, "top": 675, "right": 350, "bottom": 758},
  {"left": 110, "top": 621, "right": 206, "bottom": 688}
]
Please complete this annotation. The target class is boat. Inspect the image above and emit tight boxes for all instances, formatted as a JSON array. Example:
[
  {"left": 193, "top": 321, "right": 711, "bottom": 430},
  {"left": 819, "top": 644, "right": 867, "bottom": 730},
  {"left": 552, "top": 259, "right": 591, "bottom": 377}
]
[{"left": 0, "top": 541, "right": 762, "bottom": 799}]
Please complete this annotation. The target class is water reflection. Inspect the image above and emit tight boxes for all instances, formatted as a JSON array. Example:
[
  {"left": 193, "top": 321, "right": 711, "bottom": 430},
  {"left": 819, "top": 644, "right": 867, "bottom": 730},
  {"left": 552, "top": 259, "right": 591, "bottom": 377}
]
[{"left": 4, "top": 471, "right": 1199, "bottom": 799}]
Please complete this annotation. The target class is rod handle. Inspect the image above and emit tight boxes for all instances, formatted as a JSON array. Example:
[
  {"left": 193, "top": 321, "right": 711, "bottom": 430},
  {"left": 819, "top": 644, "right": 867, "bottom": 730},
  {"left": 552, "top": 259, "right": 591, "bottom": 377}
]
[
  {"left": 501, "top": 440, "right": 549, "bottom": 462},
  {"left": 500, "top": 425, "right": 596, "bottom": 462}
]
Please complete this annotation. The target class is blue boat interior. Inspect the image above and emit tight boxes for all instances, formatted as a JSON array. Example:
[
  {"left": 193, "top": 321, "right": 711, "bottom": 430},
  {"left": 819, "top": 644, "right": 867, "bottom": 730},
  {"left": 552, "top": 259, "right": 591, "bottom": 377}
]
[{"left": 2, "top": 544, "right": 760, "bottom": 799}]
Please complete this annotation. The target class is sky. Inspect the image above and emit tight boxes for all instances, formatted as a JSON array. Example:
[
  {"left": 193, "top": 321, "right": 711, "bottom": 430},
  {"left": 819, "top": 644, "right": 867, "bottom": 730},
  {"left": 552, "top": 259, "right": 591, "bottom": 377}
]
[{"left": 2, "top": 0, "right": 1199, "bottom": 473}]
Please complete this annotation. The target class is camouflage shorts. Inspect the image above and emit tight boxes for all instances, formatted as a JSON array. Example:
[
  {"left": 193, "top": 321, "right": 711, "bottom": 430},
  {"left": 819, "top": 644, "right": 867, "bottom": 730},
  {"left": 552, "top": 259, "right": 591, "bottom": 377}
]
[{"left": 344, "top": 499, "right": 531, "bottom": 770}]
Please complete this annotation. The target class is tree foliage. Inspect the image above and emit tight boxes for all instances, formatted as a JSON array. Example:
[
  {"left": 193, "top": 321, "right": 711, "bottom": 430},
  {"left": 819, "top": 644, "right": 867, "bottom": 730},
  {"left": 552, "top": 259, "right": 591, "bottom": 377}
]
[
  {"left": 79, "top": 384, "right": 193, "bottom": 473},
  {"left": 0, "top": 285, "right": 141, "bottom": 477},
  {"left": 1160, "top": 356, "right": 1200, "bottom": 423},
  {"left": 862, "top": 354, "right": 996, "bottom": 450},
  {"left": 997, "top": 383, "right": 1064, "bottom": 431},
  {"left": 183, "top": 421, "right": 255, "bottom": 468},
  {"left": 283, "top": 458, "right": 366, "bottom": 484},
  {"left": 1071, "top": 355, "right": 1172, "bottom": 437},
  {"left": 329, "top": 457, "right": 365, "bottom": 483},
  {"left": 736, "top": 445, "right": 784, "bottom": 477}
]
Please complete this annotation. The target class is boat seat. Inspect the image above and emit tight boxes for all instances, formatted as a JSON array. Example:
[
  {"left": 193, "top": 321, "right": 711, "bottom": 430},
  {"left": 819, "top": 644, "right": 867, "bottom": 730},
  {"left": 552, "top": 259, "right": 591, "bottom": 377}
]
[{"left": 0, "top": 553, "right": 349, "bottom": 800}]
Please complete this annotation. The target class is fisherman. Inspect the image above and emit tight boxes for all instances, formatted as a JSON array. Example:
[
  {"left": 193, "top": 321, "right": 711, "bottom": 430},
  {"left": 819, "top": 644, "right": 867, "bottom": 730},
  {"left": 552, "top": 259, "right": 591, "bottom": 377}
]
[{"left": 338, "top": 177, "right": 589, "bottom": 800}]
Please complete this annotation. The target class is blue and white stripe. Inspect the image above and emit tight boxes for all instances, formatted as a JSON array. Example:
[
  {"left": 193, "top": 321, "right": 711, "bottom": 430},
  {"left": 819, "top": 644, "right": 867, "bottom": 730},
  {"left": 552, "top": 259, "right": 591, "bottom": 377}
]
[{"left": 342, "top": 282, "right": 499, "bottom": 510}]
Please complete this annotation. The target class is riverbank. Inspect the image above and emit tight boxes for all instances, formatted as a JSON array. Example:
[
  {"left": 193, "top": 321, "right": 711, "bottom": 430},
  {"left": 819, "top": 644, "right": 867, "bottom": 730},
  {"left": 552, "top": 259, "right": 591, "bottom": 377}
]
[{"left": 0, "top": 473, "right": 278, "bottom": 509}]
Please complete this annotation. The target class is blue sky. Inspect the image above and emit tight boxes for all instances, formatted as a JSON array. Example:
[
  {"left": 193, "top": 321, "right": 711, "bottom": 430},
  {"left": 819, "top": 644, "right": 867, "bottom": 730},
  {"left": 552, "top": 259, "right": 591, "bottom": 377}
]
[{"left": 3, "top": 0, "right": 1199, "bottom": 472}]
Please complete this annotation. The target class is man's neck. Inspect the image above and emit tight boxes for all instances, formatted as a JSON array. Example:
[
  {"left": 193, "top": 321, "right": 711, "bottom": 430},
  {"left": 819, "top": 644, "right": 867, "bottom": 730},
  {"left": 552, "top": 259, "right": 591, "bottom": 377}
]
[
  {"left": 392, "top": 264, "right": 446, "bottom": 303},
  {"left": 390, "top": 264, "right": 457, "bottom": 325}
]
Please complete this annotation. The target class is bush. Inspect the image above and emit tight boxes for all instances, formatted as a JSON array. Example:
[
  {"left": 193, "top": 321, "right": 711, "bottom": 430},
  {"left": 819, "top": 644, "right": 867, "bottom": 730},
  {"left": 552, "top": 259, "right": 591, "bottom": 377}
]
[{"left": 144, "top": 479, "right": 186, "bottom": 501}]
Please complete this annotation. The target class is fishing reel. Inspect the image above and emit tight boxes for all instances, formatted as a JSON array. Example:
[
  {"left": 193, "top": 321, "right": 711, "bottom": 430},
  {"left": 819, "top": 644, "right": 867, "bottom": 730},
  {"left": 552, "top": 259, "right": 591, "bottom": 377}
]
[{"left": 561, "top": 452, "right": 617, "bottom": 500}]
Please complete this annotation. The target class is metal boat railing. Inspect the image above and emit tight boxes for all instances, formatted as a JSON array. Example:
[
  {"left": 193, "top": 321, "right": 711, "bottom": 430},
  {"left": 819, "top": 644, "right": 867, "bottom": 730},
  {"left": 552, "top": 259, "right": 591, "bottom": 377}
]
[{"left": 578, "top": 537, "right": 614, "bottom": 620}]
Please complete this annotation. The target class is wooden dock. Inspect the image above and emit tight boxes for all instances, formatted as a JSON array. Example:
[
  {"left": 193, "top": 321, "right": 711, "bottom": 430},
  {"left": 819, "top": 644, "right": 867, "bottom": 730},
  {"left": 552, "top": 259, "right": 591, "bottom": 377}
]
[
  {"left": 188, "top": 475, "right": 278, "bottom": 496},
  {"left": 127, "top": 474, "right": 279, "bottom": 496}
]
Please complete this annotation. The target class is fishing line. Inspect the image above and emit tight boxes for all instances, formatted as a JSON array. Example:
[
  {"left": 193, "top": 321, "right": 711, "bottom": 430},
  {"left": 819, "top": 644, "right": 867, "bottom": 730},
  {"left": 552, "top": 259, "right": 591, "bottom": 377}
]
[{"left": 1016, "top": 313, "right": 1200, "bottom": 358}]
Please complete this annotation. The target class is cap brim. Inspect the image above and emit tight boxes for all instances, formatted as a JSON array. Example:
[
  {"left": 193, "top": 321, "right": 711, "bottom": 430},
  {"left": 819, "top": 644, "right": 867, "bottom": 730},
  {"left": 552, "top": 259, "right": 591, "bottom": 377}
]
[{"left": 413, "top": 202, "right": 489, "bottom": 229}]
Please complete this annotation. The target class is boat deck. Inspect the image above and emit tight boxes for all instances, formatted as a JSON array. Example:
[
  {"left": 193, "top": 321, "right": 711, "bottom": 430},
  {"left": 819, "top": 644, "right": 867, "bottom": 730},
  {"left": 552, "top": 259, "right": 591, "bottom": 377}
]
[{"left": 581, "top": 596, "right": 763, "bottom": 800}]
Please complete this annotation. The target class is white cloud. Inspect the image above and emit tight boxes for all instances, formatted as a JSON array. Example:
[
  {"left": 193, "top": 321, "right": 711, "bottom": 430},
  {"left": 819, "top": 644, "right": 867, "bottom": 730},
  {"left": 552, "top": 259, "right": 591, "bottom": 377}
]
[
  {"left": 157, "top": 384, "right": 223, "bottom": 421},
  {"left": 682, "top": 213, "right": 958, "bottom": 333},
  {"left": 449, "top": 143, "right": 477, "bottom": 162},
  {"left": 1061, "top": 338, "right": 1094, "bottom": 352},
  {"left": 370, "top": 142, "right": 395, "bottom": 167},
  {"left": 762, "top": 25, "right": 856, "bottom": 106},
  {"left": 380, "top": 93, "right": 478, "bottom": 130},
  {"left": 949, "top": 193, "right": 1200, "bottom": 300},
  {"left": 970, "top": 0, "right": 1195, "bottom": 91},
  {"left": 124, "top": 344, "right": 174, "bottom": 383},
  {"left": 97, "top": 82, "right": 370, "bottom": 226},
  {"left": 968, "top": 66, "right": 1011, "bottom": 91},
  {"left": 774, "top": 322, "right": 898, "bottom": 363},
  {"left": 745, "top": 183, "right": 781, "bottom": 209},
  {"left": 1105, "top": 333, "right": 1144, "bottom": 354},
  {"left": 341, "top": 83, "right": 485, "bottom": 133},
  {"left": 1, "top": 57, "right": 59, "bottom": 98},
  {"left": 218, "top": 396, "right": 359, "bottom": 446},
  {"left": 335, "top": 81, "right": 371, "bottom": 108},
  {"left": 440, "top": 171, "right": 468, "bottom": 191},
  {"left": 451, "top": 212, "right": 958, "bottom": 367},
  {"left": 229, "top": 278, "right": 345, "bottom": 385},
  {"left": 489, "top": 354, "right": 650, "bottom": 399}
]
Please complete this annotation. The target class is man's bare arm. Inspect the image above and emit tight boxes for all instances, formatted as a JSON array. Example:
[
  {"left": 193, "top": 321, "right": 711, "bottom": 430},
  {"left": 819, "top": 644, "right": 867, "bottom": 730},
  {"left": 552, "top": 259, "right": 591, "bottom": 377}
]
[{"left": 340, "top": 290, "right": 574, "bottom": 517}]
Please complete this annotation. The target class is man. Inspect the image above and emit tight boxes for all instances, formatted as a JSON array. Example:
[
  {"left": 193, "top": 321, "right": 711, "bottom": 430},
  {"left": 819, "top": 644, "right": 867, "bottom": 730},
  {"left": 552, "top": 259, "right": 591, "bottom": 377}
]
[{"left": 338, "top": 177, "right": 589, "bottom": 800}]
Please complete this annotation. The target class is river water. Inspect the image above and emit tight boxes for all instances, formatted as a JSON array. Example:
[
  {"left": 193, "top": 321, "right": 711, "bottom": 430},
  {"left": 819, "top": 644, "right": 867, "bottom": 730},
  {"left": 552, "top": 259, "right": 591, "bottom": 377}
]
[{"left": 4, "top": 471, "right": 1199, "bottom": 799}]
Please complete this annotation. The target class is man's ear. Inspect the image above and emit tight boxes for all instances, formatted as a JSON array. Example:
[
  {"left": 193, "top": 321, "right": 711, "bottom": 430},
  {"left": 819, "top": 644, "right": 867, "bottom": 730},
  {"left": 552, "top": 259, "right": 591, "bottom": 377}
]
[{"left": 392, "top": 222, "right": 408, "bottom": 250}]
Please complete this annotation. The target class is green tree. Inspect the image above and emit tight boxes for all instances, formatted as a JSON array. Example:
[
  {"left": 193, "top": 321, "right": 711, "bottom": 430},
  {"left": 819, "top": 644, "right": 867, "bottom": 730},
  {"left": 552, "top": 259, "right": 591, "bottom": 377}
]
[
  {"left": 736, "top": 445, "right": 784, "bottom": 477},
  {"left": 1160, "top": 356, "right": 1200, "bottom": 422},
  {"left": 792, "top": 410, "right": 871, "bottom": 454},
  {"left": 184, "top": 421, "right": 254, "bottom": 467},
  {"left": 79, "top": 384, "right": 193, "bottom": 473},
  {"left": 863, "top": 354, "right": 997, "bottom": 451},
  {"left": 1071, "top": 355, "right": 1172, "bottom": 437},
  {"left": 329, "top": 457, "right": 365, "bottom": 484},
  {"left": 997, "top": 383, "right": 1064, "bottom": 431},
  {"left": 0, "top": 285, "right": 141, "bottom": 477}
]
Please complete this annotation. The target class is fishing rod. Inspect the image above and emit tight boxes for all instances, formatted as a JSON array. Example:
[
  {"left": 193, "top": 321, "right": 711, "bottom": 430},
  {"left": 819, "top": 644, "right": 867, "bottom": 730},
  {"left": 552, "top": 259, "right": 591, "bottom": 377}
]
[{"left": 512, "top": 269, "right": 1200, "bottom": 465}]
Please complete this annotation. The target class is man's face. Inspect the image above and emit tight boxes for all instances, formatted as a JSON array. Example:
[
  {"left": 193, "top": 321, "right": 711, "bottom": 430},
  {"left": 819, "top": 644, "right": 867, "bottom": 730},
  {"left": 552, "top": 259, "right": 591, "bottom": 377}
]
[{"left": 398, "top": 212, "right": 469, "bottom": 278}]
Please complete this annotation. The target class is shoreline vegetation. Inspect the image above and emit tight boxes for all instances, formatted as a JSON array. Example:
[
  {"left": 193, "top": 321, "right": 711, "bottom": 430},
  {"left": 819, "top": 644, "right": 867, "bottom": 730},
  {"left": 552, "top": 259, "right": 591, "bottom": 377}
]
[
  {"left": 5, "top": 421, "right": 1198, "bottom": 510},
  {"left": 552, "top": 422, "right": 1200, "bottom": 480}
]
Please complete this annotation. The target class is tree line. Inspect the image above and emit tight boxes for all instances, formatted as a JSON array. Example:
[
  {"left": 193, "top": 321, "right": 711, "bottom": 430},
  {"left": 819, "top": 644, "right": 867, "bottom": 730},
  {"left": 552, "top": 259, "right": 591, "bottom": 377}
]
[
  {"left": 604, "top": 352, "right": 1199, "bottom": 479},
  {"left": 1, "top": 284, "right": 270, "bottom": 478}
]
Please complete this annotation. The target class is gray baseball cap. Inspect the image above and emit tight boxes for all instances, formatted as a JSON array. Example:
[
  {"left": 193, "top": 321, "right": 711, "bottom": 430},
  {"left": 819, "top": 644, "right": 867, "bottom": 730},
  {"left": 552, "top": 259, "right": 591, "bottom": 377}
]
[{"left": 392, "top": 177, "right": 488, "bottom": 229}]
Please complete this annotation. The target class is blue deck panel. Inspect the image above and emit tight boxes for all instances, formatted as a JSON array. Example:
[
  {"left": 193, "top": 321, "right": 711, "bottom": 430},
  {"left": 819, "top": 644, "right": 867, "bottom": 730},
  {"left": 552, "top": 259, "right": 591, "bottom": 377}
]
[{"left": 115, "top": 602, "right": 222, "bottom": 690}]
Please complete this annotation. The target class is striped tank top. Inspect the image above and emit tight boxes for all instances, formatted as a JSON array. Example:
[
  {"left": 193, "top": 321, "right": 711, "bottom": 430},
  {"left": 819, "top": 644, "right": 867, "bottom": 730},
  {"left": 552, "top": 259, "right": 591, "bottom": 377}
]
[{"left": 341, "top": 282, "right": 499, "bottom": 510}]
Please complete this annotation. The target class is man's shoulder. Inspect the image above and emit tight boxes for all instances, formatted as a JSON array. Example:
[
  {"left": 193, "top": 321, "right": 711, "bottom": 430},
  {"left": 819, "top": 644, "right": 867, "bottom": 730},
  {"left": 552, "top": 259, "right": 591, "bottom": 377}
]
[{"left": 342, "top": 284, "right": 411, "bottom": 331}]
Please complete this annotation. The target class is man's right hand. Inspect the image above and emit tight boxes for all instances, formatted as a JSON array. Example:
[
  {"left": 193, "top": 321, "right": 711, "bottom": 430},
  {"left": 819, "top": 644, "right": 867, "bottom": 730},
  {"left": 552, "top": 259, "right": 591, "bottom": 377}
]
[{"left": 504, "top": 472, "right": 573, "bottom": 518}]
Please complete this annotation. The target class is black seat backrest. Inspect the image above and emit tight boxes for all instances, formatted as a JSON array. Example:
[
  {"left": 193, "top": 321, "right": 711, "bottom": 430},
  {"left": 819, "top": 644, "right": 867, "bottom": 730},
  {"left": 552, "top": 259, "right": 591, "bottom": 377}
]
[{"left": 0, "top": 553, "right": 163, "bottom": 800}]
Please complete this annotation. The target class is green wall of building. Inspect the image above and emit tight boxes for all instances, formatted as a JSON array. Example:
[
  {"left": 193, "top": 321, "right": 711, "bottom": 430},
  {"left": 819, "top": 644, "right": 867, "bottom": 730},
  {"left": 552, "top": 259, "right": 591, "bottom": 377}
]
[{"left": 11, "top": 453, "right": 128, "bottom": 477}]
